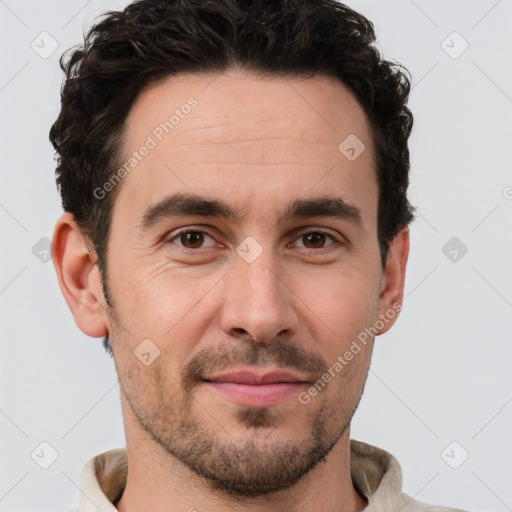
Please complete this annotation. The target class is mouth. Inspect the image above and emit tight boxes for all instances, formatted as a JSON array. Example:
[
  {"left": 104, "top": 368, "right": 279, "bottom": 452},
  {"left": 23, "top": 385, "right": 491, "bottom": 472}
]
[{"left": 202, "top": 366, "right": 309, "bottom": 408}]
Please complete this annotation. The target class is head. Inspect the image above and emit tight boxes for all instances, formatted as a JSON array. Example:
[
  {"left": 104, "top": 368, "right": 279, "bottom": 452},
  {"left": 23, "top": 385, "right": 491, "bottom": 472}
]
[{"left": 51, "top": 0, "right": 413, "bottom": 499}]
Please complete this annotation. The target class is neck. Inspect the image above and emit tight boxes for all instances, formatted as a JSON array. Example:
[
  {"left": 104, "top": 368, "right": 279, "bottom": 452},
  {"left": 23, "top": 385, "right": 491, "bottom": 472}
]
[{"left": 115, "top": 412, "right": 368, "bottom": 512}]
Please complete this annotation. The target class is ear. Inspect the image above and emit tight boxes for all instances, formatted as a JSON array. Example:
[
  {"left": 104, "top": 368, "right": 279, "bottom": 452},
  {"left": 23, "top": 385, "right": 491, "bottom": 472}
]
[
  {"left": 376, "top": 226, "right": 410, "bottom": 335},
  {"left": 51, "top": 213, "right": 108, "bottom": 338}
]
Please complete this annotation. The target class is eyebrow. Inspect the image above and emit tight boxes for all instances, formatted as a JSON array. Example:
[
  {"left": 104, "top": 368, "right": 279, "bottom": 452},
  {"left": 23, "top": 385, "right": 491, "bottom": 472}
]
[{"left": 137, "top": 192, "right": 363, "bottom": 231}]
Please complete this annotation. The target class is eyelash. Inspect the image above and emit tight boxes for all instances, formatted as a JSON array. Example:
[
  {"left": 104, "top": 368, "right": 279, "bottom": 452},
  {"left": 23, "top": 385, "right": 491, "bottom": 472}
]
[{"left": 166, "top": 227, "right": 342, "bottom": 253}]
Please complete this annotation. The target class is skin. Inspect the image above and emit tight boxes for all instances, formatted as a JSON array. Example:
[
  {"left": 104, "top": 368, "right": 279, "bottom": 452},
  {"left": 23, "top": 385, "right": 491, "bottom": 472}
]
[{"left": 52, "top": 70, "right": 409, "bottom": 512}]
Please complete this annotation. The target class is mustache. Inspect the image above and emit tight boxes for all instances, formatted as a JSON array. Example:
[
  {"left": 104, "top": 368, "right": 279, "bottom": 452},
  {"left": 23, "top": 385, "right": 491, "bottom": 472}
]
[{"left": 181, "top": 341, "right": 329, "bottom": 392}]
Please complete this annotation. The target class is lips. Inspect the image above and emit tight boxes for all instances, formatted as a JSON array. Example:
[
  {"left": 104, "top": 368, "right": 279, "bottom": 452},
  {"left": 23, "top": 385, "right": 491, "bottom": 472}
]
[
  {"left": 202, "top": 367, "right": 309, "bottom": 408},
  {"left": 203, "top": 367, "right": 308, "bottom": 385}
]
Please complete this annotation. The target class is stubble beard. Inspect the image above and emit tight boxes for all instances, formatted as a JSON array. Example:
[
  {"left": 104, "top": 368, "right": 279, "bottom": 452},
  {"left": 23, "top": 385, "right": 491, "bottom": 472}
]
[{"left": 124, "top": 375, "right": 365, "bottom": 500}]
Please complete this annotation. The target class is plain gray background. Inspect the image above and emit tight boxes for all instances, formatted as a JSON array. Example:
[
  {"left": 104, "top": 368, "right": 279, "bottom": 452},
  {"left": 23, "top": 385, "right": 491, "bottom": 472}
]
[{"left": 1, "top": 1, "right": 511, "bottom": 511}]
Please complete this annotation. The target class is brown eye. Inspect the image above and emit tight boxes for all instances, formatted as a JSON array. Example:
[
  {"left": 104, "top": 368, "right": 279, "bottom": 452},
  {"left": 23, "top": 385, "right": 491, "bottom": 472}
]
[
  {"left": 180, "top": 231, "right": 204, "bottom": 248},
  {"left": 168, "top": 230, "right": 216, "bottom": 250},
  {"left": 294, "top": 230, "right": 338, "bottom": 250},
  {"left": 302, "top": 232, "right": 327, "bottom": 249}
]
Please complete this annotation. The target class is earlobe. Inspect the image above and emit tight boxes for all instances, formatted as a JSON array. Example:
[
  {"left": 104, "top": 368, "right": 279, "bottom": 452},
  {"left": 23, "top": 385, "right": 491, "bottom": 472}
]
[
  {"left": 51, "top": 213, "right": 109, "bottom": 338},
  {"left": 376, "top": 226, "right": 410, "bottom": 335}
]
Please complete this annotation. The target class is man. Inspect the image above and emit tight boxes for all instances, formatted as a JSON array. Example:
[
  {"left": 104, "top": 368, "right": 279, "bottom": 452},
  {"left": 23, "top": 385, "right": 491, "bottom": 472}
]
[{"left": 50, "top": 1, "right": 468, "bottom": 511}]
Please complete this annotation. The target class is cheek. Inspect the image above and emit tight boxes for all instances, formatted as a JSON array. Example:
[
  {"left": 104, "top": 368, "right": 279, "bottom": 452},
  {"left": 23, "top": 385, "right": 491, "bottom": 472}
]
[
  {"left": 310, "top": 280, "right": 376, "bottom": 401},
  {"left": 111, "top": 259, "right": 225, "bottom": 346},
  {"left": 298, "top": 266, "right": 379, "bottom": 328},
  {"left": 293, "top": 269, "right": 379, "bottom": 388}
]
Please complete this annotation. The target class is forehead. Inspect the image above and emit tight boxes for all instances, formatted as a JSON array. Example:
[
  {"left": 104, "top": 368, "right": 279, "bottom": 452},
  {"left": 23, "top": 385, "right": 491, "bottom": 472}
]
[
  {"left": 114, "top": 71, "right": 377, "bottom": 229},
  {"left": 125, "top": 71, "right": 371, "bottom": 147}
]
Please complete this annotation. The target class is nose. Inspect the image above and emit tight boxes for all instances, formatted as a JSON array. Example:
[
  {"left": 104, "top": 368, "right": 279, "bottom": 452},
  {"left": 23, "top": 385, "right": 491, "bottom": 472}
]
[{"left": 220, "top": 249, "right": 299, "bottom": 345}]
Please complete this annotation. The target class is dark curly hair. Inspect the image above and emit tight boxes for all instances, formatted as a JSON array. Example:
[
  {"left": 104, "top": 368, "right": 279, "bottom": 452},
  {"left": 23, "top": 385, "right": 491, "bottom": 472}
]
[{"left": 50, "top": 0, "right": 415, "bottom": 357}]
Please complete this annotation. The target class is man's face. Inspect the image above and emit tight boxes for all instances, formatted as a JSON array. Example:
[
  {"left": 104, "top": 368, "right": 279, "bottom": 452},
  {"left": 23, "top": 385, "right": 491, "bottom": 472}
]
[{"left": 103, "top": 71, "right": 387, "bottom": 497}]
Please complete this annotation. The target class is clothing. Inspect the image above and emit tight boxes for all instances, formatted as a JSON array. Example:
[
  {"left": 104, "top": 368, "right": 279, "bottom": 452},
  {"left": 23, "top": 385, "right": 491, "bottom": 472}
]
[{"left": 68, "top": 439, "right": 469, "bottom": 512}]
